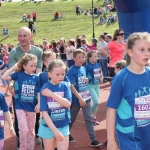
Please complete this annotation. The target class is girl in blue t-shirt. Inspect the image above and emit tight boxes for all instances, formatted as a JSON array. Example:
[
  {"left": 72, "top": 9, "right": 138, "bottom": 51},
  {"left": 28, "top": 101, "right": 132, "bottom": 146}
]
[
  {"left": 106, "top": 32, "right": 150, "bottom": 150},
  {"left": 38, "top": 59, "right": 72, "bottom": 150},
  {"left": 86, "top": 51, "right": 103, "bottom": 125},
  {"left": 2, "top": 53, "right": 40, "bottom": 150}
]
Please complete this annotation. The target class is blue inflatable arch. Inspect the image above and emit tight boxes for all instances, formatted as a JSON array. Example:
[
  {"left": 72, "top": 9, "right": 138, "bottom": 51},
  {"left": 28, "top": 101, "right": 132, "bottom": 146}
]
[{"left": 113, "top": 0, "right": 150, "bottom": 38}]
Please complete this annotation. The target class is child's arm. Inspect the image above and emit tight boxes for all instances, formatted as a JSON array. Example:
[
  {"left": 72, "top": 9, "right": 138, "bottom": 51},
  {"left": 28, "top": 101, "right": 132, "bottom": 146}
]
[
  {"left": 42, "top": 89, "right": 71, "bottom": 108},
  {"left": 0, "top": 67, "right": 8, "bottom": 75},
  {"left": 42, "top": 111, "right": 64, "bottom": 141},
  {"left": 4, "top": 111, "right": 16, "bottom": 137},
  {"left": 1, "top": 64, "right": 18, "bottom": 81},
  {"left": 106, "top": 108, "right": 119, "bottom": 150},
  {"left": 70, "top": 84, "right": 86, "bottom": 107},
  {"left": 34, "top": 92, "right": 40, "bottom": 113}
]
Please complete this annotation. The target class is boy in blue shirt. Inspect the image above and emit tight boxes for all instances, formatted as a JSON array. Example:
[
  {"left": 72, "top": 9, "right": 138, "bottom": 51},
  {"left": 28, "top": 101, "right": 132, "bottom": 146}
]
[{"left": 68, "top": 49, "right": 102, "bottom": 147}]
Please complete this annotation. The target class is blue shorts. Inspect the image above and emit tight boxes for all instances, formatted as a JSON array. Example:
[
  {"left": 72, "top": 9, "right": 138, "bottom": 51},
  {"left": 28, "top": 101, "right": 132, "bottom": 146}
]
[{"left": 38, "top": 124, "right": 69, "bottom": 139}]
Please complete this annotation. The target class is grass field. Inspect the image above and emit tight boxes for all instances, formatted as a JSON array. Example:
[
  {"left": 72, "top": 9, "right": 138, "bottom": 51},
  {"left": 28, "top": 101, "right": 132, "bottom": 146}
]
[{"left": 0, "top": 0, "right": 118, "bottom": 44}]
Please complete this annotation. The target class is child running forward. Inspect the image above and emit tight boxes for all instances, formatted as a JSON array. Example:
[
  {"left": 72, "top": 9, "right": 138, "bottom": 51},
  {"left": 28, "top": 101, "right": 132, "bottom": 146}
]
[
  {"left": 0, "top": 92, "right": 16, "bottom": 150},
  {"left": 38, "top": 59, "right": 72, "bottom": 150},
  {"left": 106, "top": 32, "right": 150, "bottom": 150},
  {"left": 86, "top": 51, "right": 103, "bottom": 125},
  {"left": 68, "top": 49, "right": 102, "bottom": 147},
  {"left": 2, "top": 53, "right": 40, "bottom": 150}
]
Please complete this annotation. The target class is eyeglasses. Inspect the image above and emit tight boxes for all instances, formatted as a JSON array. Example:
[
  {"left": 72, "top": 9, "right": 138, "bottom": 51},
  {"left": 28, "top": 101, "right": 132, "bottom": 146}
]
[{"left": 116, "top": 33, "right": 124, "bottom": 36}]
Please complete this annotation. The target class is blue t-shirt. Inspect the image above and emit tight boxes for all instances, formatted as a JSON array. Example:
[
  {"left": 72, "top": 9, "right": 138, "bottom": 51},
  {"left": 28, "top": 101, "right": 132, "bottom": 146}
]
[
  {"left": 0, "top": 64, "right": 8, "bottom": 71},
  {"left": 68, "top": 65, "right": 91, "bottom": 106},
  {"left": 0, "top": 92, "right": 9, "bottom": 140},
  {"left": 107, "top": 67, "right": 150, "bottom": 150},
  {"left": 86, "top": 62, "right": 102, "bottom": 84},
  {"left": 40, "top": 81, "right": 72, "bottom": 128},
  {"left": 10, "top": 72, "right": 40, "bottom": 112},
  {"left": 39, "top": 70, "right": 70, "bottom": 87}
]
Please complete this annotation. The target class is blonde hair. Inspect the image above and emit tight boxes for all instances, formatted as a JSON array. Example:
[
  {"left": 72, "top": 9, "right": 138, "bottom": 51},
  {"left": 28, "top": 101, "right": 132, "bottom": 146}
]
[
  {"left": 126, "top": 32, "right": 150, "bottom": 65},
  {"left": 42, "top": 51, "right": 56, "bottom": 61},
  {"left": 73, "top": 49, "right": 85, "bottom": 58},
  {"left": 115, "top": 60, "right": 126, "bottom": 69},
  {"left": 47, "top": 59, "right": 66, "bottom": 72},
  {"left": 18, "top": 53, "right": 37, "bottom": 71}
]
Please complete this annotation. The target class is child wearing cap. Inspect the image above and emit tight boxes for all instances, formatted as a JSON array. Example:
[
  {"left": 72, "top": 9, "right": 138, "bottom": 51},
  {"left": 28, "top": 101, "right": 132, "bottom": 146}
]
[
  {"left": 0, "top": 56, "right": 10, "bottom": 97},
  {"left": 86, "top": 38, "right": 97, "bottom": 52}
]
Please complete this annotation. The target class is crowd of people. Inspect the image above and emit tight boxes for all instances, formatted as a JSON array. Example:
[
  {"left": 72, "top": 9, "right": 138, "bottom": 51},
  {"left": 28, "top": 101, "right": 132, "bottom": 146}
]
[{"left": 0, "top": 25, "right": 150, "bottom": 150}]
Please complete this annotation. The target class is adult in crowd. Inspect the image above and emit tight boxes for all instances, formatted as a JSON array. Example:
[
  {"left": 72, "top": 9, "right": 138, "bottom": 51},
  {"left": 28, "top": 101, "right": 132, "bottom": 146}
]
[
  {"left": 98, "top": 34, "right": 109, "bottom": 82},
  {"left": 59, "top": 38, "right": 67, "bottom": 62},
  {"left": 98, "top": 29, "right": 126, "bottom": 77},
  {"left": 32, "top": 11, "right": 37, "bottom": 22},
  {"left": 8, "top": 26, "right": 43, "bottom": 150},
  {"left": 28, "top": 19, "right": 34, "bottom": 32}
]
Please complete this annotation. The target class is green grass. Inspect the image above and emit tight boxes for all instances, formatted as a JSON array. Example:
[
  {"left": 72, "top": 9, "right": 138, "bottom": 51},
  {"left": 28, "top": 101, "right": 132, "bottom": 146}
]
[{"left": 0, "top": 0, "right": 118, "bottom": 44}]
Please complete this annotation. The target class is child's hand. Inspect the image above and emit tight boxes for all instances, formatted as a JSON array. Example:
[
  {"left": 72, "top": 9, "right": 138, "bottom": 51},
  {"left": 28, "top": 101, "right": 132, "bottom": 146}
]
[
  {"left": 9, "top": 126, "right": 16, "bottom": 137},
  {"left": 100, "top": 76, "right": 104, "bottom": 84},
  {"left": 42, "top": 88, "right": 52, "bottom": 97},
  {"left": 107, "top": 140, "right": 119, "bottom": 150},
  {"left": 85, "top": 77, "right": 89, "bottom": 84},
  {"left": 54, "top": 129, "right": 64, "bottom": 141},
  {"left": 14, "top": 62, "right": 22, "bottom": 71},
  {"left": 79, "top": 97, "right": 87, "bottom": 107},
  {"left": 34, "top": 104, "right": 40, "bottom": 113}
]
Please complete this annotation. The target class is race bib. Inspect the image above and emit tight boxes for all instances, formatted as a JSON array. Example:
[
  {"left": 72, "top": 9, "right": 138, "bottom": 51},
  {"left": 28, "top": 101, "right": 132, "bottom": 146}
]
[
  {"left": 47, "top": 92, "right": 64, "bottom": 109},
  {"left": 0, "top": 110, "right": 4, "bottom": 127},
  {"left": 94, "top": 68, "right": 101, "bottom": 83},
  {"left": 79, "top": 90, "right": 91, "bottom": 102},
  {"left": 134, "top": 95, "right": 150, "bottom": 120}
]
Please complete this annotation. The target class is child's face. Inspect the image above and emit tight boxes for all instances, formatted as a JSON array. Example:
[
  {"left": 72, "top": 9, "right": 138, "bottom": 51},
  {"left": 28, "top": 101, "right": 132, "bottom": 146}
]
[
  {"left": 48, "top": 67, "right": 65, "bottom": 85},
  {"left": 23, "top": 60, "right": 37, "bottom": 75},
  {"left": 73, "top": 53, "right": 85, "bottom": 66},
  {"left": 114, "top": 66, "right": 120, "bottom": 74},
  {"left": 44, "top": 55, "right": 56, "bottom": 67},
  {"left": 129, "top": 39, "right": 150, "bottom": 66},
  {"left": 89, "top": 53, "right": 98, "bottom": 64}
]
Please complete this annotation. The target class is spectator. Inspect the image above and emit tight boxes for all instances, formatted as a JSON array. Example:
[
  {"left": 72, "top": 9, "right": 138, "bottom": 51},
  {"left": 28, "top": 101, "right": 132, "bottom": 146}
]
[
  {"left": 27, "top": 13, "right": 31, "bottom": 21},
  {"left": 86, "top": 38, "right": 97, "bottom": 51},
  {"left": 76, "top": 4, "right": 80, "bottom": 15},
  {"left": 22, "top": 14, "right": 27, "bottom": 22},
  {"left": 32, "top": 24, "right": 36, "bottom": 36},
  {"left": 54, "top": 12, "right": 59, "bottom": 20},
  {"left": 28, "top": 19, "right": 34, "bottom": 32},
  {"left": 98, "top": 34, "right": 109, "bottom": 82},
  {"left": 98, "top": 29, "right": 126, "bottom": 77},
  {"left": 32, "top": 11, "right": 37, "bottom": 22},
  {"left": 107, "top": 13, "right": 116, "bottom": 24},
  {"left": 59, "top": 38, "right": 67, "bottom": 62}
]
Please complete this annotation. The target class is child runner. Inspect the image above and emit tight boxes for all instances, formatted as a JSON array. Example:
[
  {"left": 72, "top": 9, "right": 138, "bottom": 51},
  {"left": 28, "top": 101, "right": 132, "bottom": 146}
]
[
  {"left": 0, "top": 58, "right": 10, "bottom": 97},
  {"left": 86, "top": 51, "right": 103, "bottom": 125},
  {"left": 38, "top": 59, "right": 72, "bottom": 150},
  {"left": 106, "top": 32, "right": 150, "bottom": 150},
  {"left": 68, "top": 49, "right": 102, "bottom": 147},
  {"left": 2, "top": 53, "right": 40, "bottom": 150},
  {"left": 0, "top": 92, "right": 16, "bottom": 149},
  {"left": 102, "top": 59, "right": 126, "bottom": 148},
  {"left": 114, "top": 60, "right": 126, "bottom": 74}
]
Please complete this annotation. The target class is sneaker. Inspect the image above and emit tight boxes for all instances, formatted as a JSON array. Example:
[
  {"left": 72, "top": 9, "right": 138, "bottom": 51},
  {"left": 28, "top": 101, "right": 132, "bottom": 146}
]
[
  {"left": 91, "top": 140, "right": 102, "bottom": 147},
  {"left": 92, "top": 116, "right": 96, "bottom": 123},
  {"left": 4, "top": 93, "right": 10, "bottom": 97},
  {"left": 69, "top": 135, "right": 75, "bottom": 143},
  {"left": 35, "top": 137, "right": 42, "bottom": 145},
  {"left": 17, "top": 148, "right": 20, "bottom": 150},
  {"left": 94, "top": 121, "right": 100, "bottom": 126}
]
